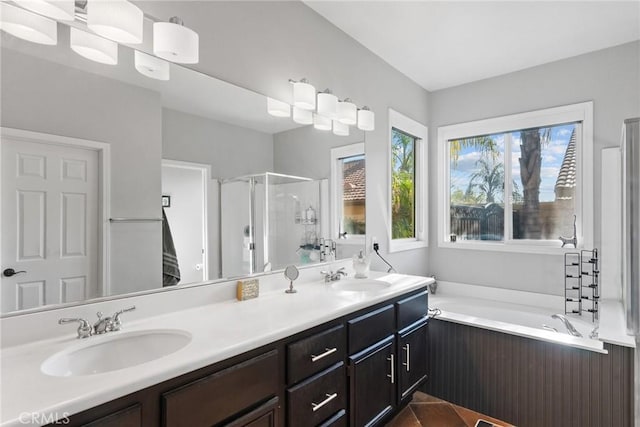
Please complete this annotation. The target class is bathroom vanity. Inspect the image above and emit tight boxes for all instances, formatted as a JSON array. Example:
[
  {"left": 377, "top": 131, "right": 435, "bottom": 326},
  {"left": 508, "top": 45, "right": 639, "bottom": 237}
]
[{"left": 0, "top": 269, "right": 432, "bottom": 427}]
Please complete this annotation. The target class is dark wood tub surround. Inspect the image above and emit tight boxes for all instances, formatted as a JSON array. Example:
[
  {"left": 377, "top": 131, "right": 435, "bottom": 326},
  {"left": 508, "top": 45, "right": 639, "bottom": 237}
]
[{"left": 426, "top": 319, "right": 634, "bottom": 427}]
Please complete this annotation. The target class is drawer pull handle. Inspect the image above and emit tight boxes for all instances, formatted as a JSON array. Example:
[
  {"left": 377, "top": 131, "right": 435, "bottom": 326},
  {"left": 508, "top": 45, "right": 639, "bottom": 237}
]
[
  {"left": 387, "top": 354, "right": 395, "bottom": 384},
  {"left": 311, "top": 393, "right": 338, "bottom": 412},
  {"left": 403, "top": 343, "right": 410, "bottom": 372},
  {"left": 311, "top": 347, "right": 337, "bottom": 362}
]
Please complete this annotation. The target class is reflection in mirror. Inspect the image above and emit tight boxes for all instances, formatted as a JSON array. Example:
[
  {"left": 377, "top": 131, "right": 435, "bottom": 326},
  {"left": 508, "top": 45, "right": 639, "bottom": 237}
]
[{"left": 0, "top": 14, "right": 365, "bottom": 315}]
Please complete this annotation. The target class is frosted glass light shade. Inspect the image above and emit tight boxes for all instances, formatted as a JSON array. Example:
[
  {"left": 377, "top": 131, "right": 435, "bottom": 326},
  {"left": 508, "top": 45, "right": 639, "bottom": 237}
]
[
  {"left": 292, "top": 107, "right": 312, "bottom": 125},
  {"left": 313, "top": 114, "right": 332, "bottom": 131},
  {"left": 292, "top": 80, "right": 316, "bottom": 110},
  {"left": 70, "top": 28, "right": 118, "bottom": 65},
  {"left": 337, "top": 99, "right": 357, "bottom": 125},
  {"left": 357, "top": 107, "right": 375, "bottom": 131},
  {"left": 333, "top": 120, "right": 349, "bottom": 136},
  {"left": 153, "top": 20, "right": 199, "bottom": 64},
  {"left": 87, "top": 0, "right": 143, "bottom": 44},
  {"left": 317, "top": 91, "right": 338, "bottom": 119},
  {"left": 267, "top": 98, "right": 290, "bottom": 118},
  {"left": 135, "top": 50, "right": 170, "bottom": 81},
  {"left": 18, "top": 0, "right": 74, "bottom": 21},
  {"left": 0, "top": 2, "right": 57, "bottom": 45}
]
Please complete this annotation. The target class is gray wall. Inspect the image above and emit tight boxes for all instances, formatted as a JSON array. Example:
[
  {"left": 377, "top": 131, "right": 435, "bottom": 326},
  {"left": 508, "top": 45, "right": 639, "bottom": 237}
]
[
  {"left": 162, "top": 108, "right": 274, "bottom": 180},
  {"left": 427, "top": 41, "right": 640, "bottom": 295},
  {"left": 1, "top": 49, "right": 163, "bottom": 295}
]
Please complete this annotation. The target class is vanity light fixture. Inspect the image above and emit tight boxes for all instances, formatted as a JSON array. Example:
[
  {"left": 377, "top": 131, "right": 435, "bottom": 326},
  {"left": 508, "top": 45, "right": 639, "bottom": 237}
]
[
  {"left": 17, "top": 0, "right": 75, "bottom": 21},
  {"left": 0, "top": 2, "right": 57, "bottom": 45},
  {"left": 153, "top": 17, "right": 199, "bottom": 64},
  {"left": 337, "top": 98, "right": 357, "bottom": 125},
  {"left": 70, "top": 27, "right": 118, "bottom": 65},
  {"left": 292, "top": 107, "right": 313, "bottom": 125},
  {"left": 87, "top": 0, "right": 143, "bottom": 44},
  {"left": 333, "top": 120, "right": 349, "bottom": 136},
  {"left": 357, "top": 106, "right": 375, "bottom": 131},
  {"left": 313, "top": 113, "right": 332, "bottom": 131},
  {"left": 290, "top": 78, "right": 316, "bottom": 111},
  {"left": 134, "top": 50, "right": 170, "bottom": 81},
  {"left": 267, "top": 98, "right": 291, "bottom": 118},
  {"left": 317, "top": 89, "right": 338, "bottom": 119}
]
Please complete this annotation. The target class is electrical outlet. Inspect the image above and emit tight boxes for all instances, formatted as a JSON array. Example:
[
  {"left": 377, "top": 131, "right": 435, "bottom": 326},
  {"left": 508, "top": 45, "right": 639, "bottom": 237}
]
[{"left": 371, "top": 236, "right": 379, "bottom": 252}]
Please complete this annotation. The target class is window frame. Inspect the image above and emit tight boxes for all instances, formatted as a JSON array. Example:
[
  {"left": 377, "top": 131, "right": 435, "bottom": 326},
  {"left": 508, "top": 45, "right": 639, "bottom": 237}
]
[
  {"left": 330, "top": 143, "right": 366, "bottom": 246},
  {"left": 388, "top": 109, "right": 428, "bottom": 253},
  {"left": 437, "top": 101, "right": 594, "bottom": 254}
]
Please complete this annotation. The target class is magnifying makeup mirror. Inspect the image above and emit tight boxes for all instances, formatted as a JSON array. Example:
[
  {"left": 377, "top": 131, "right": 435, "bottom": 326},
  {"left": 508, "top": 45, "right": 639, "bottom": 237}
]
[{"left": 284, "top": 265, "right": 299, "bottom": 294}]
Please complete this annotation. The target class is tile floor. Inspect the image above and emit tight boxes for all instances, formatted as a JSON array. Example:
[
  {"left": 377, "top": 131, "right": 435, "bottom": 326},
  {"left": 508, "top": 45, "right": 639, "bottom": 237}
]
[{"left": 386, "top": 392, "right": 514, "bottom": 427}]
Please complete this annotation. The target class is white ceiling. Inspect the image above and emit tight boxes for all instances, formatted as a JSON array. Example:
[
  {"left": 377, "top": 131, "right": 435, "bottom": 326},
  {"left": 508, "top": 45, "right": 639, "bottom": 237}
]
[{"left": 305, "top": 1, "right": 640, "bottom": 91}]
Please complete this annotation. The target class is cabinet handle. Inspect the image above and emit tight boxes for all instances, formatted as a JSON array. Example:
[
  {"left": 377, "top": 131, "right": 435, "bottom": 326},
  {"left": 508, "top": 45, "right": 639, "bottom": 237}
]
[
  {"left": 311, "top": 347, "right": 337, "bottom": 362},
  {"left": 387, "top": 354, "right": 395, "bottom": 384},
  {"left": 311, "top": 393, "right": 338, "bottom": 412},
  {"left": 402, "top": 343, "right": 410, "bottom": 372}
]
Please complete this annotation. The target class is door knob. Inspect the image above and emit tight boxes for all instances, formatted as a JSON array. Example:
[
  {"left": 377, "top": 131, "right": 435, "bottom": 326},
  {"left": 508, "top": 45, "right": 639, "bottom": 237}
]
[{"left": 3, "top": 268, "right": 26, "bottom": 277}]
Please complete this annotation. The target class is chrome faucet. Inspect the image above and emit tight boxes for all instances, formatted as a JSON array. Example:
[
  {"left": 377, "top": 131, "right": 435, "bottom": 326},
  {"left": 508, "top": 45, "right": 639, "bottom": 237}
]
[
  {"left": 59, "top": 306, "right": 136, "bottom": 339},
  {"left": 321, "top": 267, "right": 347, "bottom": 283},
  {"left": 551, "top": 314, "right": 583, "bottom": 337}
]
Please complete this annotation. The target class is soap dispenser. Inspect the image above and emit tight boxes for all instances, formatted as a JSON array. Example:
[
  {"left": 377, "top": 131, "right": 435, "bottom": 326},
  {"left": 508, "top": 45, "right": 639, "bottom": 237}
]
[{"left": 353, "top": 250, "right": 371, "bottom": 278}]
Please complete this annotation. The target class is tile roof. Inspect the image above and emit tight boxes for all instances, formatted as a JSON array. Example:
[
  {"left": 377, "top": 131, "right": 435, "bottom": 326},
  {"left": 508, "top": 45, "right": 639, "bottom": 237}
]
[
  {"left": 343, "top": 158, "right": 365, "bottom": 201},
  {"left": 555, "top": 128, "right": 576, "bottom": 200}
]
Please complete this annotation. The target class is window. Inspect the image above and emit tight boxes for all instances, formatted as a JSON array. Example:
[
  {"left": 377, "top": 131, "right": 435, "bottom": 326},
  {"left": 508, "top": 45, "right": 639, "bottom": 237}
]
[
  {"left": 331, "top": 143, "right": 365, "bottom": 243},
  {"left": 438, "top": 102, "right": 593, "bottom": 253},
  {"left": 389, "top": 109, "right": 427, "bottom": 252}
]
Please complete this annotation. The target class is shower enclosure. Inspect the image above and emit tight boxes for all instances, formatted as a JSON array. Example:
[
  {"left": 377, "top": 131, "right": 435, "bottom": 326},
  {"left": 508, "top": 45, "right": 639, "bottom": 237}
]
[{"left": 220, "top": 172, "right": 328, "bottom": 277}]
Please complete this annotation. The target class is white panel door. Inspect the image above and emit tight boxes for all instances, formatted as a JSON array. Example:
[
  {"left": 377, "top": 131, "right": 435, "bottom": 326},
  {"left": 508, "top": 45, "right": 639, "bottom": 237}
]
[{"left": 1, "top": 137, "right": 99, "bottom": 312}]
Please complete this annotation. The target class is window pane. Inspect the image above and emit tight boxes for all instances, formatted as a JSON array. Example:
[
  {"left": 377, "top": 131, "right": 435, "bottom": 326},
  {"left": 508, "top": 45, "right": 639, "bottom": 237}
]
[
  {"left": 511, "top": 123, "right": 577, "bottom": 240},
  {"left": 341, "top": 155, "right": 365, "bottom": 235},
  {"left": 392, "top": 128, "right": 416, "bottom": 239},
  {"left": 449, "top": 133, "right": 505, "bottom": 241}
]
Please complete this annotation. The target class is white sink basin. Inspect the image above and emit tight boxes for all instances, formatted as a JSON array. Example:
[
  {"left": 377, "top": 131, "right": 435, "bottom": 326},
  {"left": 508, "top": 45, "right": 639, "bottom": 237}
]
[
  {"left": 331, "top": 279, "right": 392, "bottom": 293},
  {"left": 41, "top": 329, "right": 192, "bottom": 377}
]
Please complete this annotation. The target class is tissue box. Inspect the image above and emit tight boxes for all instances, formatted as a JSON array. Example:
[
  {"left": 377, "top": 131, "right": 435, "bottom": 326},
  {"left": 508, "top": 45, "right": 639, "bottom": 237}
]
[{"left": 236, "top": 279, "right": 259, "bottom": 301}]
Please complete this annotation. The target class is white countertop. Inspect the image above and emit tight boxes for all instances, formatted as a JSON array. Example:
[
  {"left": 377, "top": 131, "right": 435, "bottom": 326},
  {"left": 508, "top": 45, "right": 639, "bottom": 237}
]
[{"left": 0, "top": 271, "right": 431, "bottom": 426}]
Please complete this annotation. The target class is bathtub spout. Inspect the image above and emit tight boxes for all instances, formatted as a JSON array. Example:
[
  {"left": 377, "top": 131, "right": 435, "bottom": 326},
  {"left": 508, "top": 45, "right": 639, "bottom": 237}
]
[{"left": 551, "top": 314, "right": 583, "bottom": 337}]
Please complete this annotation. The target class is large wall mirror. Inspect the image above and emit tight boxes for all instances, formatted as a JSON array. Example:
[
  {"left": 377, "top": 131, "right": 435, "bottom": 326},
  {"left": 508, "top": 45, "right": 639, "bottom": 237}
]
[{"left": 0, "top": 11, "right": 365, "bottom": 315}]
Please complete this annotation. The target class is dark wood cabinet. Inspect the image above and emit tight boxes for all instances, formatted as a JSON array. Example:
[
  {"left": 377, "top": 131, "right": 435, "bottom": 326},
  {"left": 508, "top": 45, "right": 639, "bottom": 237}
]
[
  {"left": 348, "top": 336, "right": 396, "bottom": 427},
  {"left": 397, "top": 319, "right": 428, "bottom": 405},
  {"left": 55, "top": 286, "right": 429, "bottom": 427}
]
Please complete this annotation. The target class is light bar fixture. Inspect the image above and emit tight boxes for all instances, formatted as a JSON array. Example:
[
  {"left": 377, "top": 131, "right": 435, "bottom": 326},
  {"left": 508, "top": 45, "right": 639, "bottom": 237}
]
[
  {"left": 70, "top": 27, "right": 118, "bottom": 65},
  {"left": 292, "top": 107, "right": 313, "bottom": 125},
  {"left": 87, "top": 0, "right": 143, "bottom": 44},
  {"left": 18, "top": 0, "right": 75, "bottom": 21},
  {"left": 357, "top": 107, "right": 375, "bottom": 131},
  {"left": 0, "top": 2, "right": 57, "bottom": 45},
  {"left": 153, "top": 17, "right": 199, "bottom": 64},
  {"left": 290, "top": 78, "right": 316, "bottom": 111},
  {"left": 135, "top": 50, "right": 170, "bottom": 81},
  {"left": 313, "top": 113, "right": 332, "bottom": 131},
  {"left": 267, "top": 98, "right": 291, "bottom": 118},
  {"left": 317, "top": 89, "right": 338, "bottom": 119},
  {"left": 337, "top": 98, "right": 357, "bottom": 125}
]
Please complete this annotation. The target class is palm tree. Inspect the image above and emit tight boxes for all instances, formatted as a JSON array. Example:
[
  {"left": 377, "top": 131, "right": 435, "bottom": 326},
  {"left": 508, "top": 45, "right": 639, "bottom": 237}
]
[
  {"left": 517, "top": 128, "right": 551, "bottom": 238},
  {"left": 465, "top": 158, "right": 504, "bottom": 204}
]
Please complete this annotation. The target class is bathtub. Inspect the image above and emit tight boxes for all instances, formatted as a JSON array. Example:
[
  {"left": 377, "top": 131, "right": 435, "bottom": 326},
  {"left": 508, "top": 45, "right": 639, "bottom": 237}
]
[{"left": 429, "top": 283, "right": 605, "bottom": 353}]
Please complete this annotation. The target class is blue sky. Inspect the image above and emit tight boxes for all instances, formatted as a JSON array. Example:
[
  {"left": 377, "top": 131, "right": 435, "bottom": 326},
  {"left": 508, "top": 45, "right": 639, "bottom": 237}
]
[{"left": 450, "top": 123, "right": 575, "bottom": 203}]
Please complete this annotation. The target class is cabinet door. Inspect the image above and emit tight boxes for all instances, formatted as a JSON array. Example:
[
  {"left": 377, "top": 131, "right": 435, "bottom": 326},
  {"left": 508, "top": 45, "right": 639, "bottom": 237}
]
[
  {"left": 397, "top": 320, "right": 428, "bottom": 405},
  {"left": 349, "top": 336, "right": 396, "bottom": 427},
  {"left": 225, "top": 397, "right": 279, "bottom": 427}
]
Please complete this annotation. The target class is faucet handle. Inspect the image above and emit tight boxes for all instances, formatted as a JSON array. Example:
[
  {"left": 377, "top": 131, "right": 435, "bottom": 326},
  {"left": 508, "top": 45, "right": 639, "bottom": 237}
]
[
  {"left": 59, "top": 318, "right": 93, "bottom": 339},
  {"left": 111, "top": 306, "right": 136, "bottom": 331}
]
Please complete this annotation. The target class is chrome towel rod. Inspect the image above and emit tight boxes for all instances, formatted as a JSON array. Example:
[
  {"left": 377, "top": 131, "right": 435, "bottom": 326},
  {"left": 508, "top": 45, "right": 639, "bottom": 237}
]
[{"left": 109, "top": 218, "right": 163, "bottom": 223}]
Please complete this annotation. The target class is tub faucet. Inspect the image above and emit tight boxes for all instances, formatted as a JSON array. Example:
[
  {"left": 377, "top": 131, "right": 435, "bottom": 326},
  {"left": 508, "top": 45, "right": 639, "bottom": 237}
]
[{"left": 551, "top": 314, "right": 583, "bottom": 337}]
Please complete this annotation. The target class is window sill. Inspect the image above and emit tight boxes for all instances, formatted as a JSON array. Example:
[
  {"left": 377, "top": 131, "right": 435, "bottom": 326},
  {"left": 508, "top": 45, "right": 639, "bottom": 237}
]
[
  {"left": 389, "top": 239, "right": 428, "bottom": 253},
  {"left": 437, "top": 240, "right": 586, "bottom": 255}
]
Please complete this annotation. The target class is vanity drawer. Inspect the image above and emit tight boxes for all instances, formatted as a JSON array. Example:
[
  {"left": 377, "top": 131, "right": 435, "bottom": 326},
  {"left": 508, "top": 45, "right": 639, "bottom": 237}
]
[
  {"left": 287, "top": 324, "right": 345, "bottom": 384},
  {"left": 287, "top": 362, "right": 346, "bottom": 427},
  {"left": 318, "top": 409, "right": 347, "bottom": 427},
  {"left": 396, "top": 290, "right": 428, "bottom": 330},
  {"left": 162, "top": 350, "right": 278, "bottom": 427},
  {"left": 347, "top": 304, "right": 394, "bottom": 354}
]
